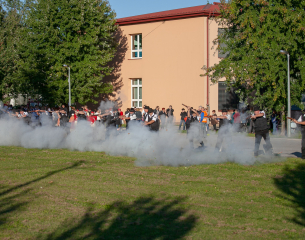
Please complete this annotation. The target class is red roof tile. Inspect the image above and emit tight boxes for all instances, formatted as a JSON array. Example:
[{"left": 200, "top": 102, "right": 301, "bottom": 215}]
[{"left": 116, "top": 3, "right": 220, "bottom": 25}]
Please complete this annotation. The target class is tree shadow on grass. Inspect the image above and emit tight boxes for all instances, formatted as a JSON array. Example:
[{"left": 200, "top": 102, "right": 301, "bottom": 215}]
[
  {"left": 0, "top": 161, "right": 84, "bottom": 227},
  {"left": 273, "top": 163, "right": 305, "bottom": 226},
  {"left": 36, "top": 196, "right": 198, "bottom": 240}
]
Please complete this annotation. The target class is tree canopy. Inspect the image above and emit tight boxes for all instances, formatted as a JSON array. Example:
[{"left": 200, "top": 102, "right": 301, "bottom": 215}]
[
  {"left": 204, "top": 0, "right": 305, "bottom": 113},
  {"left": 0, "top": 0, "right": 118, "bottom": 106}
]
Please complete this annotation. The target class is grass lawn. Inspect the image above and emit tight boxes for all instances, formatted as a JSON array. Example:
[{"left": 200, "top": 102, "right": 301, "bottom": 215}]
[{"left": 1, "top": 146, "right": 305, "bottom": 240}]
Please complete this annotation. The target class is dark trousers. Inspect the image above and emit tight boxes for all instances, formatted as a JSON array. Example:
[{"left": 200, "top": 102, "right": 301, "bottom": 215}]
[
  {"left": 254, "top": 130, "right": 273, "bottom": 156},
  {"left": 302, "top": 131, "right": 305, "bottom": 159}
]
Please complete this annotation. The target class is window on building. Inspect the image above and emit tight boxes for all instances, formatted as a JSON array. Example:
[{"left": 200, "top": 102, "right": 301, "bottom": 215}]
[
  {"left": 218, "top": 28, "right": 229, "bottom": 58},
  {"left": 131, "top": 79, "right": 142, "bottom": 107},
  {"left": 131, "top": 34, "right": 142, "bottom": 59},
  {"left": 218, "top": 82, "right": 239, "bottom": 110}
]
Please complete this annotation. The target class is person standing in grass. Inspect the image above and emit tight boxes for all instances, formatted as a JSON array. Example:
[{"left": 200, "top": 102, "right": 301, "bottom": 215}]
[
  {"left": 166, "top": 105, "right": 174, "bottom": 125},
  {"left": 124, "top": 108, "right": 137, "bottom": 129},
  {"left": 159, "top": 108, "right": 166, "bottom": 129},
  {"left": 210, "top": 110, "right": 218, "bottom": 131},
  {"left": 233, "top": 109, "right": 241, "bottom": 132},
  {"left": 215, "top": 109, "right": 231, "bottom": 152},
  {"left": 185, "top": 107, "right": 200, "bottom": 148},
  {"left": 144, "top": 108, "right": 159, "bottom": 131},
  {"left": 179, "top": 108, "right": 187, "bottom": 131},
  {"left": 251, "top": 106, "right": 273, "bottom": 157},
  {"left": 135, "top": 108, "right": 142, "bottom": 122}
]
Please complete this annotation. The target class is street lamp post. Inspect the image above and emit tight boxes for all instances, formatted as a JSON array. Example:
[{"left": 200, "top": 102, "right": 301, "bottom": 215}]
[
  {"left": 63, "top": 65, "right": 71, "bottom": 111},
  {"left": 280, "top": 50, "right": 291, "bottom": 137}
]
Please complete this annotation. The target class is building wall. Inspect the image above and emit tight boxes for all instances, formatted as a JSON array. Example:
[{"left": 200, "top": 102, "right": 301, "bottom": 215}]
[{"left": 118, "top": 16, "right": 221, "bottom": 119}]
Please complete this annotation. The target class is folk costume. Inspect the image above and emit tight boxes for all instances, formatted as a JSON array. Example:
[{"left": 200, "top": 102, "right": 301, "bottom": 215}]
[{"left": 252, "top": 107, "right": 273, "bottom": 156}]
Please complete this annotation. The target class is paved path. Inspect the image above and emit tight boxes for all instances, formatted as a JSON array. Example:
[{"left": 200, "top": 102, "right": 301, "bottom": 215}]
[
  {"left": 259, "top": 137, "right": 301, "bottom": 158},
  {"left": 197, "top": 132, "right": 302, "bottom": 159}
]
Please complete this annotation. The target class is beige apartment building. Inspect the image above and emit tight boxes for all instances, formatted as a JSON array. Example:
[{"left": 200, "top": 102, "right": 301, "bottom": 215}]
[{"left": 115, "top": 3, "right": 238, "bottom": 118}]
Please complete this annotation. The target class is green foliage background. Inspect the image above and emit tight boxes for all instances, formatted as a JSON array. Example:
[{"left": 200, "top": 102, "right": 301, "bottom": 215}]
[
  {"left": 205, "top": 0, "right": 305, "bottom": 114},
  {"left": 0, "top": 0, "right": 117, "bottom": 106}
]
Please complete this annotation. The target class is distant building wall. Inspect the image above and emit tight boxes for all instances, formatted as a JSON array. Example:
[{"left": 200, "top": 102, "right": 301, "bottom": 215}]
[{"left": 117, "top": 16, "right": 223, "bottom": 119}]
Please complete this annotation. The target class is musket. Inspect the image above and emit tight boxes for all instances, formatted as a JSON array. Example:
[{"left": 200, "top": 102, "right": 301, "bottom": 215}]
[{"left": 182, "top": 103, "right": 189, "bottom": 108}]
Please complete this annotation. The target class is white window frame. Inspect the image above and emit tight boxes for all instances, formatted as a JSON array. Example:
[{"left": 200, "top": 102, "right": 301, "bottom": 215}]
[
  {"left": 131, "top": 79, "right": 142, "bottom": 108},
  {"left": 131, "top": 34, "right": 142, "bottom": 59}
]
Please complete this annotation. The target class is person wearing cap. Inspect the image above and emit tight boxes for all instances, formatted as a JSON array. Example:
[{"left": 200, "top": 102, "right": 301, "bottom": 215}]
[
  {"left": 291, "top": 111, "right": 305, "bottom": 159},
  {"left": 251, "top": 106, "right": 273, "bottom": 156},
  {"left": 159, "top": 108, "right": 166, "bottom": 129},
  {"left": 166, "top": 105, "right": 174, "bottom": 123},
  {"left": 143, "top": 105, "right": 149, "bottom": 121},
  {"left": 215, "top": 109, "right": 231, "bottom": 152},
  {"left": 144, "top": 108, "right": 159, "bottom": 131},
  {"left": 154, "top": 106, "right": 160, "bottom": 116},
  {"left": 124, "top": 108, "right": 137, "bottom": 129},
  {"left": 179, "top": 108, "right": 187, "bottom": 131}
]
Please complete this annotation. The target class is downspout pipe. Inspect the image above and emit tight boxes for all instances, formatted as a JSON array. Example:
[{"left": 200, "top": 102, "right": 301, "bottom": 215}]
[{"left": 207, "top": 16, "right": 209, "bottom": 107}]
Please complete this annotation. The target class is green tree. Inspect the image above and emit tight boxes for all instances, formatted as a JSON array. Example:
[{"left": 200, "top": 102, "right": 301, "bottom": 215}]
[
  {"left": 0, "top": 0, "right": 27, "bottom": 102},
  {"left": 18, "top": 0, "right": 117, "bottom": 106},
  {"left": 204, "top": 0, "right": 305, "bottom": 119}
]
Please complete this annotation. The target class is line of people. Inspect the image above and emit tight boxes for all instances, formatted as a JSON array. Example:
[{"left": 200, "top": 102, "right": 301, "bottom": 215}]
[{"left": 0, "top": 103, "right": 274, "bottom": 157}]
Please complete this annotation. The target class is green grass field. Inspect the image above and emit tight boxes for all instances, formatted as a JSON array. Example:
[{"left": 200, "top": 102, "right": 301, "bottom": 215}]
[{"left": 1, "top": 146, "right": 305, "bottom": 240}]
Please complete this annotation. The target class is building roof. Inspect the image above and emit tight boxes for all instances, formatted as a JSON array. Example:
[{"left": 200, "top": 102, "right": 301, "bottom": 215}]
[{"left": 116, "top": 3, "right": 221, "bottom": 25}]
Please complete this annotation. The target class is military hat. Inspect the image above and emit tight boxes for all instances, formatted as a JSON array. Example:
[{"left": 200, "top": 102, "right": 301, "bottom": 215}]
[{"left": 148, "top": 108, "right": 154, "bottom": 113}]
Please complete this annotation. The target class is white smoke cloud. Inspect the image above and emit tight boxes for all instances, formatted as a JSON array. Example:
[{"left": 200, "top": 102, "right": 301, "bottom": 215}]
[{"left": 0, "top": 103, "right": 281, "bottom": 166}]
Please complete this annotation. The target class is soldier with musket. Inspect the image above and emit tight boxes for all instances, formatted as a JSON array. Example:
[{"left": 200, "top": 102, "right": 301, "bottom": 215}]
[
  {"left": 123, "top": 108, "right": 137, "bottom": 129},
  {"left": 144, "top": 108, "right": 159, "bottom": 131},
  {"left": 251, "top": 106, "right": 273, "bottom": 156}
]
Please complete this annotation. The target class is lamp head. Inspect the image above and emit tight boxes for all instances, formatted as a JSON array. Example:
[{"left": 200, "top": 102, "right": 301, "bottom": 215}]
[{"left": 280, "top": 50, "right": 289, "bottom": 55}]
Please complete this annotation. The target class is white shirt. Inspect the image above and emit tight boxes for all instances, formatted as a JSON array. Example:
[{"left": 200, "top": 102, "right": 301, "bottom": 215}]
[
  {"left": 297, "top": 114, "right": 305, "bottom": 122},
  {"left": 126, "top": 112, "right": 137, "bottom": 120},
  {"left": 145, "top": 113, "right": 157, "bottom": 122}
]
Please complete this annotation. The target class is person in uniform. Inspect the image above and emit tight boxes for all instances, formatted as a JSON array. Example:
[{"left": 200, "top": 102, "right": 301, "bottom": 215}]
[
  {"left": 251, "top": 106, "right": 273, "bottom": 156},
  {"left": 159, "top": 108, "right": 166, "bottom": 129},
  {"left": 179, "top": 108, "right": 187, "bottom": 131},
  {"left": 144, "top": 108, "right": 159, "bottom": 131},
  {"left": 124, "top": 108, "right": 137, "bottom": 129},
  {"left": 143, "top": 105, "right": 149, "bottom": 121},
  {"left": 59, "top": 107, "right": 68, "bottom": 127},
  {"left": 185, "top": 106, "right": 200, "bottom": 148},
  {"left": 166, "top": 105, "right": 174, "bottom": 124},
  {"left": 215, "top": 109, "right": 231, "bottom": 152},
  {"left": 291, "top": 114, "right": 305, "bottom": 159},
  {"left": 135, "top": 108, "right": 142, "bottom": 122},
  {"left": 76, "top": 108, "right": 87, "bottom": 121}
]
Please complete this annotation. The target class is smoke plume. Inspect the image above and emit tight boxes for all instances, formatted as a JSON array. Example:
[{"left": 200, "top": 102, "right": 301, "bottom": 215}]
[{"left": 0, "top": 103, "right": 281, "bottom": 166}]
